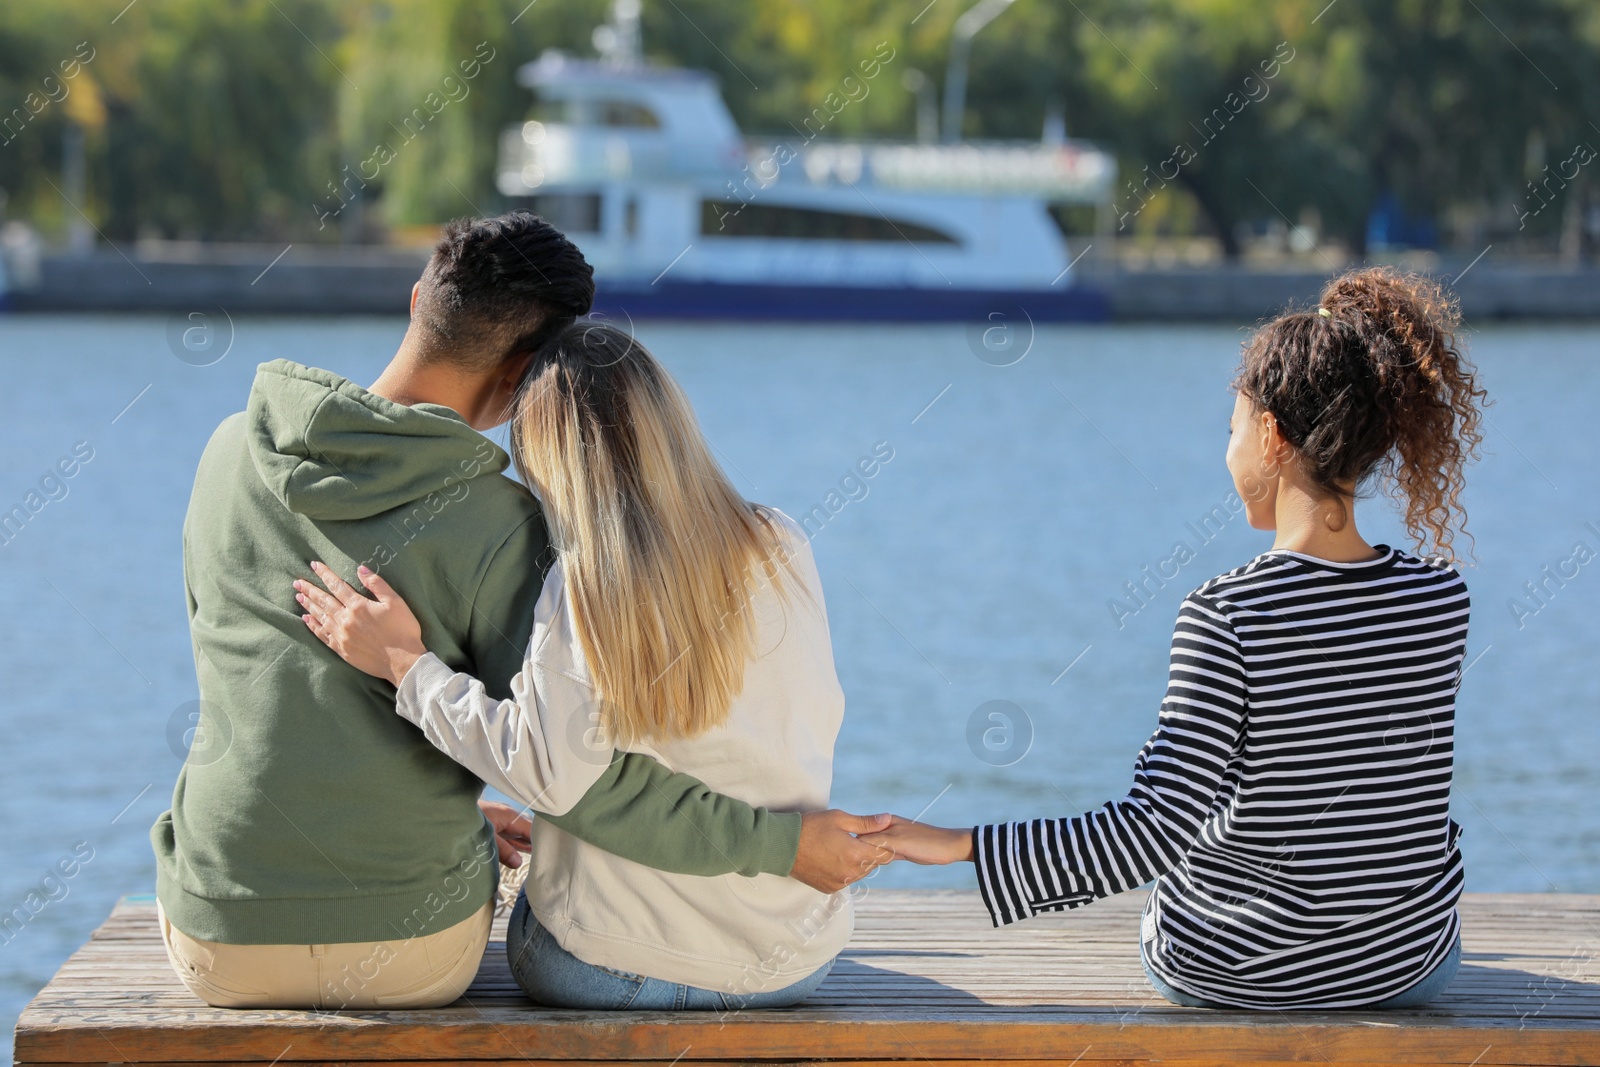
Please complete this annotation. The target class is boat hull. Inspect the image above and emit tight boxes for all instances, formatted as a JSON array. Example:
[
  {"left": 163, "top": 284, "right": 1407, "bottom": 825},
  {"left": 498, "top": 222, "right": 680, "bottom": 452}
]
[{"left": 592, "top": 278, "right": 1110, "bottom": 322}]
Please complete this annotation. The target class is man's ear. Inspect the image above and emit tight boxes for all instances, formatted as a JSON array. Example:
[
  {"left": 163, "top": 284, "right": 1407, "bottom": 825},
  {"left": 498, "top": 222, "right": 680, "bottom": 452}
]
[
  {"left": 494, "top": 352, "right": 535, "bottom": 408},
  {"left": 501, "top": 352, "right": 534, "bottom": 390},
  {"left": 409, "top": 282, "right": 420, "bottom": 317}
]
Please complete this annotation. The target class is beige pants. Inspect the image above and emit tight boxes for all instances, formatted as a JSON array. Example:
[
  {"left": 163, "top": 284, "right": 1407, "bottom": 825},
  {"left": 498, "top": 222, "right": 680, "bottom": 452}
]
[{"left": 158, "top": 901, "right": 493, "bottom": 1009}]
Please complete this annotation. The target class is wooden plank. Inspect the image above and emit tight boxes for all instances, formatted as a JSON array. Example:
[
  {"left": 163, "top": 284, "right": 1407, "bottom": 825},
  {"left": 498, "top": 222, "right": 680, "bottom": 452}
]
[
  {"left": 14, "top": 891, "right": 1600, "bottom": 1067},
  {"left": 13, "top": 1019, "right": 1600, "bottom": 1066},
  {"left": 11, "top": 1063, "right": 1590, "bottom": 1067},
  {"left": 15, "top": 1062, "right": 1560, "bottom": 1067}
]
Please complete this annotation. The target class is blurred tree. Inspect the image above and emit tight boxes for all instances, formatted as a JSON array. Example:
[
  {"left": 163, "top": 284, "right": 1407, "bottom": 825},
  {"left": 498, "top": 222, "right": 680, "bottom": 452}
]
[
  {"left": 1052, "top": 0, "right": 1335, "bottom": 257},
  {"left": 341, "top": 0, "right": 535, "bottom": 230},
  {"left": 93, "top": 0, "right": 342, "bottom": 241},
  {"left": 941, "top": 0, "right": 1600, "bottom": 257},
  {"left": 648, "top": 0, "right": 912, "bottom": 139},
  {"left": 1309, "top": 0, "right": 1600, "bottom": 252},
  {"left": 0, "top": 6, "right": 90, "bottom": 233},
  {"left": 0, "top": 0, "right": 1597, "bottom": 255}
]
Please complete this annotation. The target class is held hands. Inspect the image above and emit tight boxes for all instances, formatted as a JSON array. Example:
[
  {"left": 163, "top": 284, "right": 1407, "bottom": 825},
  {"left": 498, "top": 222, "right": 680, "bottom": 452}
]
[
  {"left": 857, "top": 816, "right": 975, "bottom": 866},
  {"left": 294, "top": 562, "right": 426, "bottom": 687},
  {"left": 791, "top": 810, "right": 896, "bottom": 893},
  {"left": 789, "top": 812, "right": 976, "bottom": 892}
]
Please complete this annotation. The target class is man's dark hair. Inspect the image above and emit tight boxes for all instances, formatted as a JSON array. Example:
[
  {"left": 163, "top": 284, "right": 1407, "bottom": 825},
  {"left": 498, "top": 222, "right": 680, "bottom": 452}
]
[{"left": 411, "top": 211, "right": 595, "bottom": 369}]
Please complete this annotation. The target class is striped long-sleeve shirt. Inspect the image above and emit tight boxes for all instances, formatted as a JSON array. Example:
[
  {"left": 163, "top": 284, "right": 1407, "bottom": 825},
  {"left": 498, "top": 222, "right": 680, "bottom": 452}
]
[{"left": 976, "top": 547, "right": 1468, "bottom": 1008}]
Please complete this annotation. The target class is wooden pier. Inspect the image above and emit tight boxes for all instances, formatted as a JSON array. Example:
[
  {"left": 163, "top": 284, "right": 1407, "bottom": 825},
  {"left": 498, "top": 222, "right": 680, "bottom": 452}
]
[{"left": 14, "top": 890, "right": 1600, "bottom": 1067}]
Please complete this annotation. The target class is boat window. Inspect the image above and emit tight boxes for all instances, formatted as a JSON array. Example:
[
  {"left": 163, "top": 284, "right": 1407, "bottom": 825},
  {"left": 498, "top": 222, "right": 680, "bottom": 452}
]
[
  {"left": 700, "top": 201, "right": 959, "bottom": 244},
  {"left": 526, "top": 97, "right": 658, "bottom": 128},
  {"left": 527, "top": 193, "right": 602, "bottom": 234},
  {"left": 596, "top": 101, "right": 661, "bottom": 128}
]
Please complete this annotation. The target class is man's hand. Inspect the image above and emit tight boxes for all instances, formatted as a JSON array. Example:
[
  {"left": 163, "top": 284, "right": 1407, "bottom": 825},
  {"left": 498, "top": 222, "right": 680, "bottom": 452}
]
[
  {"left": 479, "top": 799, "right": 533, "bottom": 869},
  {"left": 790, "top": 809, "right": 895, "bottom": 893},
  {"left": 858, "top": 816, "right": 974, "bottom": 866}
]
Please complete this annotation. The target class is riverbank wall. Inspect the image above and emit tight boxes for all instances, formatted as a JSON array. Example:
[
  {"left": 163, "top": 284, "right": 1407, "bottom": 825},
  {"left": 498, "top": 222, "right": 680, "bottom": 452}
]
[{"left": 7, "top": 247, "right": 1599, "bottom": 321}]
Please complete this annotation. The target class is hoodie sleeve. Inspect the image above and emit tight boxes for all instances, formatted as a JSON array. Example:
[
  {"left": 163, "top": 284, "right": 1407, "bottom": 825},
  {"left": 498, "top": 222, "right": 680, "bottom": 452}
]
[{"left": 455, "top": 514, "right": 800, "bottom": 877}]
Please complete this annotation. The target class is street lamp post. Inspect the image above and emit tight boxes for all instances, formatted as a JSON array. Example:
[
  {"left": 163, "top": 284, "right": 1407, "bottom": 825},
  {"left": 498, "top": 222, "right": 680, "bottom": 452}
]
[{"left": 941, "top": 0, "right": 1018, "bottom": 143}]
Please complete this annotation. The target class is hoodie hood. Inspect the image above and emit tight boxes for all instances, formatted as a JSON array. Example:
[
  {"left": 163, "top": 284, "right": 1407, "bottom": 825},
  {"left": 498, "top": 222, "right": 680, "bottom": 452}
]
[{"left": 245, "top": 359, "right": 510, "bottom": 520}]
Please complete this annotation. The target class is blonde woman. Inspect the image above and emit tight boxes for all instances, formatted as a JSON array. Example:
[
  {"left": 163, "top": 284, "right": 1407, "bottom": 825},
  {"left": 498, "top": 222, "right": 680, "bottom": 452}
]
[{"left": 294, "top": 322, "right": 859, "bottom": 1010}]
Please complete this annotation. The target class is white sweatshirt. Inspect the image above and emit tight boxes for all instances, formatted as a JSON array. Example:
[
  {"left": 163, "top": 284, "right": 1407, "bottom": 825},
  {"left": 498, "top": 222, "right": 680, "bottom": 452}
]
[{"left": 394, "top": 509, "right": 851, "bottom": 993}]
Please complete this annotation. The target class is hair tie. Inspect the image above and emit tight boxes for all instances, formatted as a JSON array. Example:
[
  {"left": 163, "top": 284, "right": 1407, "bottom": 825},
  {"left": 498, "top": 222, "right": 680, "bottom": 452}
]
[{"left": 1317, "top": 306, "right": 1332, "bottom": 318}]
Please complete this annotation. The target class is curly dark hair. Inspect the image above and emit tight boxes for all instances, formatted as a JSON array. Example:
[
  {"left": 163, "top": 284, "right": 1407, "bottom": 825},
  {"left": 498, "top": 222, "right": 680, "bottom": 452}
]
[
  {"left": 1234, "top": 267, "right": 1487, "bottom": 560},
  {"left": 411, "top": 211, "right": 595, "bottom": 369}
]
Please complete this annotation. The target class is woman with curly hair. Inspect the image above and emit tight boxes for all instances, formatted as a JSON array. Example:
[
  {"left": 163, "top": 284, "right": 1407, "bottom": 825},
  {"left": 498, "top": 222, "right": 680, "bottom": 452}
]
[{"left": 868, "top": 267, "right": 1488, "bottom": 1010}]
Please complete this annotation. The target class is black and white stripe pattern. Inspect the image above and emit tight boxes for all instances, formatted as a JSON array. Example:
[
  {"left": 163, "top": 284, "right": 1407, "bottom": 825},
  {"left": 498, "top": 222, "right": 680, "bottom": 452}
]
[{"left": 976, "top": 547, "right": 1468, "bottom": 1008}]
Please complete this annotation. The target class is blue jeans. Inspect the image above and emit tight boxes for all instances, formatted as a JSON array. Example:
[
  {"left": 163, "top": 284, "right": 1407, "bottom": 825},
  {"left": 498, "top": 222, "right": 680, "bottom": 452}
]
[
  {"left": 506, "top": 891, "right": 834, "bottom": 1010},
  {"left": 1141, "top": 934, "right": 1462, "bottom": 1010}
]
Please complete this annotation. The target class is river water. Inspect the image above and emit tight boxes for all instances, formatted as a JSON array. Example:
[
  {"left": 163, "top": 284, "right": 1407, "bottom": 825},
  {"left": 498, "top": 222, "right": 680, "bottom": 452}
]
[{"left": 1, "top": 315, "right": 1596, "bottom": 1048}]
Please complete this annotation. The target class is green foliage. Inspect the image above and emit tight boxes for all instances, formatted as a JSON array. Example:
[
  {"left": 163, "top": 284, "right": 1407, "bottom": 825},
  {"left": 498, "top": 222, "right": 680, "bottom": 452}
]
[
  {"left": 339, "top": 0, "right": 533, "bottom": 227},
  {"left": 0, "top": 0, "right": 344, "bottom": 240},
  {"left": 0, "top": 10, "right": 67, "bottom": 229},
  {"left": 0, "top": 0, "right": 1595, "bottom": 252},
  {"left": 110, "top": 0, "right": 344, "bottom": 240}
]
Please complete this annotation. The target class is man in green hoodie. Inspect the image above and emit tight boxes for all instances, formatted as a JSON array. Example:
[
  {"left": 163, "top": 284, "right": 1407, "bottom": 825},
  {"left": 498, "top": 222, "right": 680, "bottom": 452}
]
[{"left": 153, "top": 213, "right": 887, "bottom": 1010}]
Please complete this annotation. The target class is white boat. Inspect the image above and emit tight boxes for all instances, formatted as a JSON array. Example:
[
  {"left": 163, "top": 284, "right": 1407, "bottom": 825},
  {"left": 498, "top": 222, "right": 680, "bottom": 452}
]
[{"left": 496, "top": 3, "right": 1116, "bottom": 321}]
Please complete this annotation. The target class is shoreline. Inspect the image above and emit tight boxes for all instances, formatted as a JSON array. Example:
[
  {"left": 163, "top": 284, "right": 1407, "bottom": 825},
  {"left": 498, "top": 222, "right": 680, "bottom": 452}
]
[{"left": 5, "top": 247, "right": 1598, "bottom": 321}]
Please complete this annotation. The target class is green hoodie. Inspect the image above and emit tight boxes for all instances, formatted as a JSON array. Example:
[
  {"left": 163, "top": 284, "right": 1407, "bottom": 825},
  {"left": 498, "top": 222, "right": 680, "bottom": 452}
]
[{"left": 153, "top": 360, "right": 800, "bottom": 945}]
